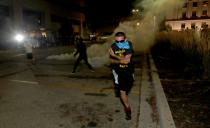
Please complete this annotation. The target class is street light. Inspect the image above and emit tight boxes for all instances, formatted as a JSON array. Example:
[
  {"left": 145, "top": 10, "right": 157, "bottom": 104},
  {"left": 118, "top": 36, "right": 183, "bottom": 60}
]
[
  {"left": 132, "top": 9, "right": 139, "bottom": 13},
  {"left": 132, "top": 9, "right": 136, "bottom": 13},
  {"left": 15, "top": 34, "right": 24, "bottom": 43},
  {"left": 131, "top": 9, "right": 143, "bottom": 18}
]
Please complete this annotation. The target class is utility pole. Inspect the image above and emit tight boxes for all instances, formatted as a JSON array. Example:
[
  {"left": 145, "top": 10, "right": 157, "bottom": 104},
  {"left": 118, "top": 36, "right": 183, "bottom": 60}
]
[
  {"left": 208, "top": 36, "right": 210, "bottom": 79},
  {"left": 80, "top": 15, "right": 84, "bottom": 38}
]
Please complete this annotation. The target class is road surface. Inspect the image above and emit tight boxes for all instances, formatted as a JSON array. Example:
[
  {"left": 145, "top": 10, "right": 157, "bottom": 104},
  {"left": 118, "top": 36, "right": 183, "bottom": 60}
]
[{"left": 0, "top": 47, "right": 144, "bottom": 128}]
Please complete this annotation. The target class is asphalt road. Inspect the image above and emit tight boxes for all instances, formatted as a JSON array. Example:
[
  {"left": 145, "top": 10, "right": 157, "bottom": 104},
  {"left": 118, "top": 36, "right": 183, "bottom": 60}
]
[{"left": 0, "top": 47, "right": 144, "bottom": 128}]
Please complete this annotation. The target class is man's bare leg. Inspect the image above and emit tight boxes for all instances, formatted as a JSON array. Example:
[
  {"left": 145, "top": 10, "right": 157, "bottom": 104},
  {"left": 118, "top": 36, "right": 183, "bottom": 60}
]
[
  {"left": 120, "top": 90, "right": 131, "bottom": 120},
  {"left": 120, "top": 90, "right": 129, "bottom": 108}
]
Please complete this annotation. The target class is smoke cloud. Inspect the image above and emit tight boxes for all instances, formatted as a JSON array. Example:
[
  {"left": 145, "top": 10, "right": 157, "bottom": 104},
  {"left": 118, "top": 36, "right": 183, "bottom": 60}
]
[
  {"left": 47, "top": 0, "right": 184, "bottom": 67},
  {"left": 87, "top": 0, "right": 184, "bottom": 66}
]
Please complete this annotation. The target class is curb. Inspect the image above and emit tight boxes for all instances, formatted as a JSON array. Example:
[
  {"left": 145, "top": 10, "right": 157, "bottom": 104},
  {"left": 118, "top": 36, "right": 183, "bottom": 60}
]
[
  {"left": 149, "top": 54, "right": 176, "bottom": 128},
  {"left": 138, "top": 55, "right": 157, "bottom": 128}
]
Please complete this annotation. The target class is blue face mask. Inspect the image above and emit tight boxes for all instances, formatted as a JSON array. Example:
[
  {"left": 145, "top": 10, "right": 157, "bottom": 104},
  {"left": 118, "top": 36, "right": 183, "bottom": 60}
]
[{"left": 116, "top": 41, "right": 130, "bottom": 49}]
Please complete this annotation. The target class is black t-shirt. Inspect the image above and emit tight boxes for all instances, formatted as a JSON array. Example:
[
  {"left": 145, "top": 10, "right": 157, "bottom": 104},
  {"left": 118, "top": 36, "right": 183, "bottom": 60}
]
[
  {"left": 110, "top": 41, "right": 134, "bottom": 72},
  {"left": 76, "top": 42, "right": 87, "bottom": 56}
]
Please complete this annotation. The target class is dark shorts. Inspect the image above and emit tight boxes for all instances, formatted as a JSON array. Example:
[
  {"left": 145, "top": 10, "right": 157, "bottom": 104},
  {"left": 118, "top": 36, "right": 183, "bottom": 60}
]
[
  {"left": 112, "top": 69, "right": 134, "bottom": 93},
  {"left": 26, "top": 53, "right": 33, "bottom": 59}
]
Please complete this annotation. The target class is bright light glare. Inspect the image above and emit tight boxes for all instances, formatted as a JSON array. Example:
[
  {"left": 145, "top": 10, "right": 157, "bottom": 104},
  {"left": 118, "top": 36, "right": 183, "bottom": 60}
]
[{"left": 15, "top": 34, "right": 24, "bottom": 42}]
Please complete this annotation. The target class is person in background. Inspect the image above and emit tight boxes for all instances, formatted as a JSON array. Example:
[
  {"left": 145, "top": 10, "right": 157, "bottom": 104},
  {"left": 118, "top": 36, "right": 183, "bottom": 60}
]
[{"left": 72, "top": 35, "right": 94, "bottom": 74}]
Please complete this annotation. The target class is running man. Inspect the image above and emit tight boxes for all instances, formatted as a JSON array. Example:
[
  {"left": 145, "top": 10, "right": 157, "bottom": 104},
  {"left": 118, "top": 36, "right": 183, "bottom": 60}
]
[
  {"left": 72, "top": 36, "right": 94, "bottom": 74},
  {"left": 109, "top": 32, "right": 134, "bottom": 120}
]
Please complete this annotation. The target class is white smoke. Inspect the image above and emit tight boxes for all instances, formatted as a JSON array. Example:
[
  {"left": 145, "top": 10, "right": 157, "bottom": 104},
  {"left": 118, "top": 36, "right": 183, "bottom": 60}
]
[
  {"left": 47, "top": 0, "right": 184, "bottom": 67},
  {"left": 47, "top": 53, "right": 76, "bottom": 60},
  {"left": 86, "top": 0, "right": 184, "bottom": 66}
]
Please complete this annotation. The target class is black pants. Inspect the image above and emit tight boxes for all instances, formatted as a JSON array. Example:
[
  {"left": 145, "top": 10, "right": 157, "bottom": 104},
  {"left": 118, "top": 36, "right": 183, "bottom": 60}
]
[{"left": 73, "top": 55, "right": 93, "bottom": 72}]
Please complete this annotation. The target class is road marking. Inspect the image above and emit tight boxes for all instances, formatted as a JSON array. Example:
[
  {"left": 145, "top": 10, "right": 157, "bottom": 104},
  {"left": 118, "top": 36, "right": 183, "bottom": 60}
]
[
  {"left": 9, "top": 79, "right": 39, "bottom": 85},
  {"left": 8, "top": 79, "right": 140, "bottom": 94},
  {"left": 13, "top": 54, "right": 25, "bottom": 57},
  {"left": 42, "top": 83, "right": 140, "bottom": 94}
]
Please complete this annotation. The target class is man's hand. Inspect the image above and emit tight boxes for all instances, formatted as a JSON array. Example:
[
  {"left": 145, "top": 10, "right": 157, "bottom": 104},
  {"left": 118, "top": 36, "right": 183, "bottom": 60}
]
[
  {"left": 111, "top": 55, "right": 131, "bottom": 64},
  {"left": 109, "top": 48, "right": 132, "bottom": 64},
  {"left": 109, "top": 48, "right": 124, "bottom": 60}
]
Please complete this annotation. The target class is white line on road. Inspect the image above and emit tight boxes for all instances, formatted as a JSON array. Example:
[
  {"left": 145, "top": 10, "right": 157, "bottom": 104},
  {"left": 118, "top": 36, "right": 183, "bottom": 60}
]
[
  {"left": 9, "top": 79, "right": 39, "bottom": 85},
  {"left": 13, "top": 54, "right": 25, "bottom": 57}
]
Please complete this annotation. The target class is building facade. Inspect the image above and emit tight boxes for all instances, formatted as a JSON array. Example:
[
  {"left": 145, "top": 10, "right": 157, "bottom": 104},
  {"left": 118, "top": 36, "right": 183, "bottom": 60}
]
[
  {"left": 166, "top": 0, "right": 210, "bottom": 31},
  {"left": 0, "top": 0, "right": 85, "bottom": 43}
]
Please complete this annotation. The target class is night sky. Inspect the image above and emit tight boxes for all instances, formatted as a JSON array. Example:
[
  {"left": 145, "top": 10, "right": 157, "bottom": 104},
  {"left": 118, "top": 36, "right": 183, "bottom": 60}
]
[
  {"left": 48, "top": 0, "right": 136, "bottom": 27},
  {"left": 84, "top": 0, "right": 135, "bottom": 19},
  {"left": 84, "top": 0, "right": 135, "bottom": 26}
]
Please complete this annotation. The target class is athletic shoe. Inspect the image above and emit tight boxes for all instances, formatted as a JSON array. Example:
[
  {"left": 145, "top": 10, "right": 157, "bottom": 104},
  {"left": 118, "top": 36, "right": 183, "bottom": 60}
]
[
  {"left": 125, "top": 108, "right": 131, "bottom": 120},
  {"left": 71, "top": 71, "right": 76, "bottom": 74}
]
